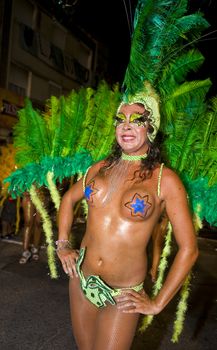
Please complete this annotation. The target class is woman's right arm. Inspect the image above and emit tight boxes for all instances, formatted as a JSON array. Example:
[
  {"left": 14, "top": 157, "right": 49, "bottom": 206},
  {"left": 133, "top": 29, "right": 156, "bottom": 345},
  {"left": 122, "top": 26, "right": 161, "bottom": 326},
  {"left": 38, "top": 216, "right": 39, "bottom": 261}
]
[
  {"left": 57, "top": 178, "right": 84, "bottom": 277},
  {"left": 56, "top": 161, "right": 104, "bottom": 276}
]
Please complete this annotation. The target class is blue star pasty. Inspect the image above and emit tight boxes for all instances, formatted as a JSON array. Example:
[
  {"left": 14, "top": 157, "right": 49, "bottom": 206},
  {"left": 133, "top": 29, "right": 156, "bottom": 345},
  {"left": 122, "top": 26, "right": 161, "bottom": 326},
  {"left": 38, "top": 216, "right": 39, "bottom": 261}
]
[
  {"left": 84, "top": 180, "right": 99, "bottom": 202},
  {"left": 125, "top": 193, "right": 152, "bottom": 218}
]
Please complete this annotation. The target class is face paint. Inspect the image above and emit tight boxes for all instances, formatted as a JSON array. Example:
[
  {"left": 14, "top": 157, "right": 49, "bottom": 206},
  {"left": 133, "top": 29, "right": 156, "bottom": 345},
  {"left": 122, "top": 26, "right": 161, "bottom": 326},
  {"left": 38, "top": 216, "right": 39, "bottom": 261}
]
[
  {"left": 115, "top": 104, "right": 150, "bottom": 154},
  {"left": 114, "top": 113, "right": 148, "bottom": 128}
]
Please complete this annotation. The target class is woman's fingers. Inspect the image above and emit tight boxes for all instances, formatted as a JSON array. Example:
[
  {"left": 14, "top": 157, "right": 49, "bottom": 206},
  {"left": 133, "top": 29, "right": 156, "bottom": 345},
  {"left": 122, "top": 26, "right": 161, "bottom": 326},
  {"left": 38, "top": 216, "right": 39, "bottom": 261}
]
[
  {"left": 67, "top": 256, "right": 78, "bottom": 277},
  {"left": 116, "top": 290, "right": 158, "bottom": 314},
  {"left": 62, "top": 258, "right": 77, "bottom": 277},
  {"left": 62, "top": 260, "right": 70, "bottom": 275},
  {"left": 58, "top": 250, "right": 79, "bottom": 277},
  {"left": 116, "top": 289, "right": 146, "bottom": 303},
  {"left": 116, "top": 291, "right": 141, "bottom": 311}
]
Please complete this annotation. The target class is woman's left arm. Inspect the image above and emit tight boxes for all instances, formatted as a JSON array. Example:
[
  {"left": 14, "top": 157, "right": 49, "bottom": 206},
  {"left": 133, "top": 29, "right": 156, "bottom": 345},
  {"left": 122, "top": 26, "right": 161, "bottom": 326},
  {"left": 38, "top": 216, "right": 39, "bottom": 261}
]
[
  {"left": 151, "top": 168, "right": 198, "bottom": 312},
  {"left": 116, "top": 168, "right": 198, "bottom": 315}
]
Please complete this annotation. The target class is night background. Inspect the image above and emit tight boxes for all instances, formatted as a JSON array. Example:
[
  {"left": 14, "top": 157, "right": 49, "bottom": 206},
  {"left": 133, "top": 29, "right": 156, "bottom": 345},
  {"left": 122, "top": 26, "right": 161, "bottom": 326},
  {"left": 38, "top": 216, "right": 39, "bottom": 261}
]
[
  {"left": 43, "top": 0, "right": 217, "bottom": 95},
  {"left": 0, "top": 1, "right": 217, "bottom": 350}
]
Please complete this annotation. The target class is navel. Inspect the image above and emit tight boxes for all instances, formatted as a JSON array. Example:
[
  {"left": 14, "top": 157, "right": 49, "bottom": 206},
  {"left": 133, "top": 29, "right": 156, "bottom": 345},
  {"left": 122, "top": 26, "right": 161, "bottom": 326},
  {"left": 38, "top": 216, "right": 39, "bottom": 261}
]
[{"left": 97, "top": 257, "right": 103, "bottom": 266}]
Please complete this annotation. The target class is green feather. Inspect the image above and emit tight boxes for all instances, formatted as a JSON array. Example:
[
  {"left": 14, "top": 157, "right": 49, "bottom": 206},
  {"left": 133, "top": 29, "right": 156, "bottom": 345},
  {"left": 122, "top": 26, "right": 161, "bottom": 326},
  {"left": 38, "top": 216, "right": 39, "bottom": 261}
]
[
  {"left": 77, "top": 81, "right": 121, "bottom": 161},
  {"left": 13, "top": 98, "right": 51, "bottom": 166},
  {"left": 44, "top": 95, "right": 69, "bottom": 157},
  {"left": 183, "top": 176, "right": 217, "bottom": 226},
  {"left": 92, "top": 83, "right": 121, "bottom": 160},
  {"left": 159, "top": 49, "right": 205, "bottom": 93},
  {"left": 190, "top": 97, "right": 217, "bottom": 183},
  {"left": 4, "top": 151, "right": 93, "bottom": 198},
  {"left": 75, "top": 87, "right": 95, "bottom": 152},
  {"left": 62, "top": 88, "right": 91, "bottom": 156},
  {"left": 123, "top": 0, "right": 209, "bottom": 95},
  {"left": 120, "top": 0, "right": 215, "bottom": 342}
]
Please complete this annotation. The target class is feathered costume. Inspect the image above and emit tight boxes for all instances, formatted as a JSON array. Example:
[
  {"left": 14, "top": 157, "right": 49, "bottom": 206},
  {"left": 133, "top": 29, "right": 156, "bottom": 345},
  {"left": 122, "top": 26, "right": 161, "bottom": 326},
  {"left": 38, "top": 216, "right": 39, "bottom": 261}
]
[
  {"left": 4, "top": 81, "right": 120, "bottom": 278},
  {"left": 118, "top": 0, "right": 217, "bottom": 342},
  {"left": 3, "top": 0, "right": 217, "bottom": 342}
]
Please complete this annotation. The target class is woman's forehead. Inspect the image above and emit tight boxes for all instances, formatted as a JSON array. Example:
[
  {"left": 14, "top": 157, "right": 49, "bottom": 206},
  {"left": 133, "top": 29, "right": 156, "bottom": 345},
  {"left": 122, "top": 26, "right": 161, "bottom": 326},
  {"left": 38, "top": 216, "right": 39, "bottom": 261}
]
[{"left": 119, "top": 103, "right": 145, "bottom": 114}]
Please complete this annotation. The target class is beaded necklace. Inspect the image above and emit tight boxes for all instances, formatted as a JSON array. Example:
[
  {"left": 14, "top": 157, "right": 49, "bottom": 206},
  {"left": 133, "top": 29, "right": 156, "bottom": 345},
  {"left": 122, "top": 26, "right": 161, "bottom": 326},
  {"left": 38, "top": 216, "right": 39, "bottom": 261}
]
[{"left": 121, "top": 152, "right": 148, "bottom": 161}]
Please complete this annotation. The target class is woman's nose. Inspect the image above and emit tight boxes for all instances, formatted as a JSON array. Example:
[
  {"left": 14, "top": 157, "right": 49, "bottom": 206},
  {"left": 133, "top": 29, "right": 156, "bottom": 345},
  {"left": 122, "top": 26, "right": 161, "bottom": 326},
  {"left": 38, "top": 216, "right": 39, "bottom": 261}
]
[{"left": 122, "top": 121, "right": 132, "bottom": 130}]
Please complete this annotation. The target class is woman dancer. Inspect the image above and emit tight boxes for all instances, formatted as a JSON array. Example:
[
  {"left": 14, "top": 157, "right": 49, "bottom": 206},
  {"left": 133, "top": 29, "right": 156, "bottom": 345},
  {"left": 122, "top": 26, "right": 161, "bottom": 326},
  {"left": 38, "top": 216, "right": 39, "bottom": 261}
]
[{"left": 56, "top": 101, "right": 198, "bottom": 350}]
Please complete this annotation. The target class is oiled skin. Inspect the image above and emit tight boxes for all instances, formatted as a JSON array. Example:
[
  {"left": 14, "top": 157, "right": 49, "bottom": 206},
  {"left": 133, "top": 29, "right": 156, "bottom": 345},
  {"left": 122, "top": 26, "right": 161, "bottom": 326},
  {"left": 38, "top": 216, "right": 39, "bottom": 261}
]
[
  {"left": 57, "top": 103, "right": 198, "bottom": 349},
  {"left": 80, "top": 163, "right": 164, "bottom": 288}
]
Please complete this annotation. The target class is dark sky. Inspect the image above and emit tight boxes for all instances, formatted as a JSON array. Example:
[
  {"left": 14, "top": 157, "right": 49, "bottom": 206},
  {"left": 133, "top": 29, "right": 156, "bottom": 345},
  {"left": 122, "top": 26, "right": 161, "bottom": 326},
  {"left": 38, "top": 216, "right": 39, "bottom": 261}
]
[
  {"left": 71, "top": 0, "right": 138, "bottom": 84},
  {"left": 70, "top": 0, "right": 217, "bottom": 95}
]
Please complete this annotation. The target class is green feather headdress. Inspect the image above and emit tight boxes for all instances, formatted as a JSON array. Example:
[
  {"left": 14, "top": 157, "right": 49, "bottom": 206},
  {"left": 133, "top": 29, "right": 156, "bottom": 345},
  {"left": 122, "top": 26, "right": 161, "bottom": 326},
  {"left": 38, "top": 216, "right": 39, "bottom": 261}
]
[{"left": 119, "top": 0, "right": 210, "bottom": 142}]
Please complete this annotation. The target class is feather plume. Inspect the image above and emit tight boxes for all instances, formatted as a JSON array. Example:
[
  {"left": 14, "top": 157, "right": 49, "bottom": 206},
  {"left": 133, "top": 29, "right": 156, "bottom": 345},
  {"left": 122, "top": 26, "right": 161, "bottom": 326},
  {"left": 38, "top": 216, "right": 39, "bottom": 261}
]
[
  {"left": 63, "top": 88, "right": 91, "bottom": 156},
  {"left": 77, "top": 81, "right": 121, "bottom": 161},
  {"left": 13, "top": 99, "right": 51, "bottom": 166},
  {"left": 123, "top": 0, "right": 209, "bottom": 96},
  {"left": 159, "top": 49, "right": 205, "bottom": 93},
  {"left": 4, "top": 151, "right": 93, "bottom": 198},
  {"left": 29, "top": 185, "right": 57, "bottom": 279},
  {"left": 122, "top": 1, "right": 214, "bottom": 342},
  {"left": 44, "top": 88, "right": 91, "bottom": 158}
]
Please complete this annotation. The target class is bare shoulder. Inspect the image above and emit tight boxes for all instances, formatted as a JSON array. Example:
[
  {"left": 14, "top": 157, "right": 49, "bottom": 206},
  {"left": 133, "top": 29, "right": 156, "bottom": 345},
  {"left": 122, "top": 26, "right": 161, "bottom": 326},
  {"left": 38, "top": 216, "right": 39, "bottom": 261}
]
[
  {"left": 85, "top": 159, "right": 106, "bottom": 181},
  {"left": 161, "top": 166, "right": 182, "bottom": 184},
  {"left": 161, "top": 166, "right": 187, "bottom": 200}
]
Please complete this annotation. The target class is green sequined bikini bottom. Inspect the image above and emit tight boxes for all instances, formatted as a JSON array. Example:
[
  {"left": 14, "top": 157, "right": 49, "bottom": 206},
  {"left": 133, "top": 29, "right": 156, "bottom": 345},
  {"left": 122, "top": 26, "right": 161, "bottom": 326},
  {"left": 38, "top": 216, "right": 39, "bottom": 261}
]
[{"left": 76, "top": 247, "right": 144, "bottom": 308}]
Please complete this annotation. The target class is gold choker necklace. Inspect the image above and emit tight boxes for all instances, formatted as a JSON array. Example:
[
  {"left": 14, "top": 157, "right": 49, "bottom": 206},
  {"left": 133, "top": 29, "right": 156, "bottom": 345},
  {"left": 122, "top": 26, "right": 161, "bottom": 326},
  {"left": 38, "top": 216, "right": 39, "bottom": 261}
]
[{"left": 121, "top": 152, "right": 148, "bottom": 161}]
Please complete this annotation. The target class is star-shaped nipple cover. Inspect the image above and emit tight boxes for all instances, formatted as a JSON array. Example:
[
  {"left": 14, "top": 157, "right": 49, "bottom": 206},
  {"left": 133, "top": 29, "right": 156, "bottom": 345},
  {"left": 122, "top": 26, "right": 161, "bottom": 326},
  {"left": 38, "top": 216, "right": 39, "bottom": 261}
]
[
  {"left": 84, "top": 180, "right": 99, "bottom": 202},
  {"left": 125, "top": 193, "right": 152, "bottom": 218}
]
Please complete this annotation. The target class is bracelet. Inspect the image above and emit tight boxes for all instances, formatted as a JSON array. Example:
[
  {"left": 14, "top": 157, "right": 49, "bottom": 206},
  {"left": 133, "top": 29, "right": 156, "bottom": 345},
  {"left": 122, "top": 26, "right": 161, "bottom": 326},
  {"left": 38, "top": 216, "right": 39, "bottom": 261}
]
[
  {"left": 55, "top": 239, "right": 70, "bottom": 246},
  {"left": 55, "top": 239, "right": 71, "bottom": 251}
]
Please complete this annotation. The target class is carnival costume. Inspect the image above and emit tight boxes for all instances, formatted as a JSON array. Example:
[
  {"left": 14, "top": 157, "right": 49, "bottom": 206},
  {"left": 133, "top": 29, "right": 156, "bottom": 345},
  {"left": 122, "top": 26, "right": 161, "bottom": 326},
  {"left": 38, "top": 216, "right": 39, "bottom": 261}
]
[
  {"left": 4, "top": 82, "right": 121, "bottom": 278},
  {"left": 111, "top": 0, "right": 217, "bottom": 343},
  {"left": 3, "top": 0, "right": 217, "bottom": 344},
  {"left": 76, "top": 247, "right": 144, "bottom": 308}
]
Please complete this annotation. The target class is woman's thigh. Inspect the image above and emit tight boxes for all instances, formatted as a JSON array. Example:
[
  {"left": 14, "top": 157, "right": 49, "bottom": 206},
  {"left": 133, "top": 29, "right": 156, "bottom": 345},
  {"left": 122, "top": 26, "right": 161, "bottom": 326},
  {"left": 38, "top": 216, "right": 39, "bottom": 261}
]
[
  {"left": 93, "top": 305, "right": 140, "bottom": 350},
  {"left": 69, "top": 277, "right": 140, "bottom": 350},
  {"left": 69, "top": 277, "right": 99, "bottom": 350}
]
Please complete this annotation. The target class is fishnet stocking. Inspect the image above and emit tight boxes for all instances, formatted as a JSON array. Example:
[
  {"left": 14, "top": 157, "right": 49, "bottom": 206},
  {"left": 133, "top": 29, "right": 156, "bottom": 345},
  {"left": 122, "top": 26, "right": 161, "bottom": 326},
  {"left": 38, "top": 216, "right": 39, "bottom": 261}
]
[{"left": 69, "top": 278, "right": 139, "bottom": 350}]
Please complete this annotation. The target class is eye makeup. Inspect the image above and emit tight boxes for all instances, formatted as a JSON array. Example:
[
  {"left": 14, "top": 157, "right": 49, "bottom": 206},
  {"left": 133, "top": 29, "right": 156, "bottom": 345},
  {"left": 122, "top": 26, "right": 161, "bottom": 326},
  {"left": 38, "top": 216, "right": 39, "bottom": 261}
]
[{"left": 114, "top": 113, "right": 148, "bottom": 127}]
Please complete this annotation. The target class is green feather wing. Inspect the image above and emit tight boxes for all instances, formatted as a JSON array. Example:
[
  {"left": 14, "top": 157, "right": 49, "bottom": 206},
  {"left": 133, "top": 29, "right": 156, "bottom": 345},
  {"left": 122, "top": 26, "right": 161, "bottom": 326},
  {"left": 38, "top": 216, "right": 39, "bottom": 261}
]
[
  {"left": 77, "top": 81, "right": 121, "bottom": 160},
  {"left": 62, "top": 88, "right": 91, "bottom": 156},
  {"left": 159, "top": 76, "right": 211, "bottom": 176},
  {"left": 44, "top": 95, "right": 70, "bottom": 157},
  {"left": 94, "top": 83, "right": 121, "bottom": 160},
  {"left": 161, "top": 79, "right": 211, "bottom": 126},
  {"left": 13, "top": 98, "right": 51, "bottom": 166},
  {"left": 192, "top": 97, "right": 217, "bottom": 184},
  {"left": 75, "top": 87, "right": 95, "bottom": 152}
]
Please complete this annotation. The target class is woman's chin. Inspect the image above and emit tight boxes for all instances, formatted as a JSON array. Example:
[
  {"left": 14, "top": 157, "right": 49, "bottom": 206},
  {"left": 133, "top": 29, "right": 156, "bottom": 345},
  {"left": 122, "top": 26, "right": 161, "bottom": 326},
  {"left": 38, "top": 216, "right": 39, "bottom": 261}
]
[
  {"left": 118, "top": 141, "right": 136, "bottom": 150},
  {"left": 120, "top": 144, "right": 146, "bottom": 154}
]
